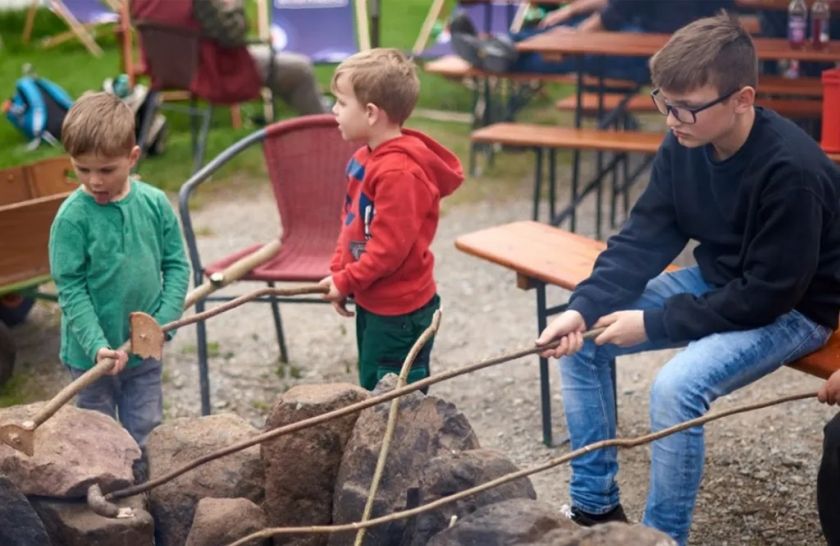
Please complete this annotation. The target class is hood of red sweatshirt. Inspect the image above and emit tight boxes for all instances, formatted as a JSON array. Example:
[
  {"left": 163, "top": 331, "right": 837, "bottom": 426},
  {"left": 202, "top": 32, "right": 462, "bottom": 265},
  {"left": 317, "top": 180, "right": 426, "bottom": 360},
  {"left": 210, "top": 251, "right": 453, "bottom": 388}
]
[{"left": 369, "top": 128, "right": 464, "bottom": 197}]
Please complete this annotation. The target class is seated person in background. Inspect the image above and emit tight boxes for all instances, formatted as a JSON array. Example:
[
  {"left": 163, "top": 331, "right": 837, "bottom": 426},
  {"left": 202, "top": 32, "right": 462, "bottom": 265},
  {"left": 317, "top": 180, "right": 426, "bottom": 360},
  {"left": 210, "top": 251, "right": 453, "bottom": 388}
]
[
  {"left": 818, "top": 370, "right": 840, "bottom": 546},
  {"left": 451, "top": 0, "right": 733, "bottom": 83},
  {"left": 131, "top": 0, "right": 325, "bottom": 116}
]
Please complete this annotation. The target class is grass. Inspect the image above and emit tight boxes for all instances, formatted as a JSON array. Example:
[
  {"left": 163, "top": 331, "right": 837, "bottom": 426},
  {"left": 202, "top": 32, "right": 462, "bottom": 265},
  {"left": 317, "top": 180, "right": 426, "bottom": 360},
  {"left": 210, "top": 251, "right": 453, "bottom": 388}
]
[{"left": 0, "top": 1, "right": 571, "bottom": 198}]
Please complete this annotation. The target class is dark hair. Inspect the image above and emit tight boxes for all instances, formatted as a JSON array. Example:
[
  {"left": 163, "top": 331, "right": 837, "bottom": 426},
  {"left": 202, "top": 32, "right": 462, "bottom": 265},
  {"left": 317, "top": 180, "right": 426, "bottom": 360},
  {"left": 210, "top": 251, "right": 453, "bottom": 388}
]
[{"left": 650, "top": 11, "right": 758, "bottom": 94}]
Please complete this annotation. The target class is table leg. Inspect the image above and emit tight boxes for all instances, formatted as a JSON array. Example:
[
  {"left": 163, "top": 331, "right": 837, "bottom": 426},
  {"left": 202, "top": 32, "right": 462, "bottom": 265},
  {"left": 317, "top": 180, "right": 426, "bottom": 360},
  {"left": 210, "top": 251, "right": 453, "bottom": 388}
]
[{"left": 536, "top": 281, "right": 553, "bottom": 446}]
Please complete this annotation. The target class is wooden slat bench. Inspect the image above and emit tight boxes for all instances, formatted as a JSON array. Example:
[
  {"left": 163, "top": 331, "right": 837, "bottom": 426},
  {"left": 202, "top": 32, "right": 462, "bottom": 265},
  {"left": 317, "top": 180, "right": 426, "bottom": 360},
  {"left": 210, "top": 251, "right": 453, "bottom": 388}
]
[
  {"left": 555, "top": 93, "right": 824, "bottom": 119},
  {"left": 471, "top": 122, "right": 840, "bottom": 230},
  {"left": 455, "top": 220, "right": 840, "bottom": 445},
  {"left": 423, "top": 54, "right": 639, "bottom": 89}
]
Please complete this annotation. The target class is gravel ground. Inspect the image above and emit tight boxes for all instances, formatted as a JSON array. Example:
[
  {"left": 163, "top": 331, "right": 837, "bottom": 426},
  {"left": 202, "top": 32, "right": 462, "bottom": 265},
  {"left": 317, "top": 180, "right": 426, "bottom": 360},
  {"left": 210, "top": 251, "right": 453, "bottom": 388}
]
[{"left": 10, "top": 170, "right": 837, "bottom": 545}]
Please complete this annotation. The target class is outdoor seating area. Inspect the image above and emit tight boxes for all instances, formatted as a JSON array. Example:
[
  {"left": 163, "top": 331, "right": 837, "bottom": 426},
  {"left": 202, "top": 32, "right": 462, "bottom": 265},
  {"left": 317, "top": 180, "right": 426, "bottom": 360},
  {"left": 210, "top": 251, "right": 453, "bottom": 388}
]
[{"left": 2, "top": 1, "right": 840, "bottom": 545}]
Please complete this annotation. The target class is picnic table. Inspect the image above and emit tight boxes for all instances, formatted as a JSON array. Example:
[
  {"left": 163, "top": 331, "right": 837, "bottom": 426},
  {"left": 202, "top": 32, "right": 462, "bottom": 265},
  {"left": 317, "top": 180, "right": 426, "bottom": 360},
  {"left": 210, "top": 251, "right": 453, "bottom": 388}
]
[{"left": 512, "top": 29, "right": 840, "bottom": 234}]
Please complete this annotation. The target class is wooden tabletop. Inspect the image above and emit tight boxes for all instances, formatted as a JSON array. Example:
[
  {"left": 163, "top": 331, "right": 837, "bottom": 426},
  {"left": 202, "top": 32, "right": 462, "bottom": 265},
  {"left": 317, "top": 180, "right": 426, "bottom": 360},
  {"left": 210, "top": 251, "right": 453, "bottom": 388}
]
[
  {"left": 471, "top": 123, "right": 664, "bottom": 153},
  {"left": 454, "top": 221, "right": 608, "bottom": 290},
  {"left": 455, "top": 221, "right": 840, "bottom": 378},
  {"left": 518, "top": 29, "right": 840, "bottom": 62}
]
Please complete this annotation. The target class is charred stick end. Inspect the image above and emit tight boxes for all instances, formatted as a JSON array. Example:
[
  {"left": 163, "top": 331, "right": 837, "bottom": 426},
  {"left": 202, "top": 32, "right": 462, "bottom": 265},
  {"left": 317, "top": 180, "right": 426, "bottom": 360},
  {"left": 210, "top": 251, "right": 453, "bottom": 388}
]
[{"left": 86, "top": 484, "right": 133, "bottom": 518}]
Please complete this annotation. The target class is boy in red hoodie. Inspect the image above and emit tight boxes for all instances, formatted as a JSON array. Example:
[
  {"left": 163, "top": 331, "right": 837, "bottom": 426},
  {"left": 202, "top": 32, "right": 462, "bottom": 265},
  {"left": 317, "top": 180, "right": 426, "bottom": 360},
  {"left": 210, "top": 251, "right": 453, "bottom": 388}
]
[{"left": 321, "top": 48, "right": 464, "bottom": 390}]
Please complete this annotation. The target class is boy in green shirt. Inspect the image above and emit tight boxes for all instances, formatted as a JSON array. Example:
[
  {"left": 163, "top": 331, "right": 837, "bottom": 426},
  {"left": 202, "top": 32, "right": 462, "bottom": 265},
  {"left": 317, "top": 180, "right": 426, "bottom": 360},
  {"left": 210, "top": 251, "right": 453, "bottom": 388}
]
[{"left": 48, "top": 92, "right": 189, "bottom": 447}]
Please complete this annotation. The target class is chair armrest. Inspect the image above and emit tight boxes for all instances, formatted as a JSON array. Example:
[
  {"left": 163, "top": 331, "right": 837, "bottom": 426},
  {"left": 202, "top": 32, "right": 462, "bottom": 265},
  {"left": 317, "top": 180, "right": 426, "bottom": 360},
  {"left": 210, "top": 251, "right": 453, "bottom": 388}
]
[{"left": 178, "top": 128, "right": 268, "bottom": 287}]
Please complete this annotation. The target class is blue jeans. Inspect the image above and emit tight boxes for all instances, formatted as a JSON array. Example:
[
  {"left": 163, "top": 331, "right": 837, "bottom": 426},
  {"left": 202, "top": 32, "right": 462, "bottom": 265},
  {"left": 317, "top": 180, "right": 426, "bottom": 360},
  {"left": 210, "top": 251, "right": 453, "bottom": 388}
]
[
  {"left": 67, "top": 357, "right": 163, "bottom": 447},
  {"left": 559, "top": 267, "right": 832, "bottom": 545}
]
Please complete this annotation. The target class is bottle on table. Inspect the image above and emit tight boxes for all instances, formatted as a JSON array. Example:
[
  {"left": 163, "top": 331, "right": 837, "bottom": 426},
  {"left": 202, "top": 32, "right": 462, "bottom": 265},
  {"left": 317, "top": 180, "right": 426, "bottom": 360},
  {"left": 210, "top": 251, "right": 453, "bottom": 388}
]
[
  {"left": 789, "top": 0, "right": 809, "bottom": 49},
  {"left": 812, "top": 0, "right": 831, "bottom": 49}
]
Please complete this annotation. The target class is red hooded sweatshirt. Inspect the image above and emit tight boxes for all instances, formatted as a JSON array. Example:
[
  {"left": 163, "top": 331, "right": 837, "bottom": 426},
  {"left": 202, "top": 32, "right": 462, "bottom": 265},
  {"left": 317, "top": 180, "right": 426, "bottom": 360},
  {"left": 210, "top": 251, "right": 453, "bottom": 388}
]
[{"left": 330, "top": 129, "right": 463, "bottom": 316}]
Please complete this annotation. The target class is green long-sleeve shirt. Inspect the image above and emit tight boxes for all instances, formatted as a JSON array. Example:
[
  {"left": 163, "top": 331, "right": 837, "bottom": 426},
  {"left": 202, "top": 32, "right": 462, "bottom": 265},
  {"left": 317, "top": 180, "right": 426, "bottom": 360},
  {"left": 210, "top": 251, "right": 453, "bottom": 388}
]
[{"left": 48, "top": 180, "right": 190, "bottom": 370}]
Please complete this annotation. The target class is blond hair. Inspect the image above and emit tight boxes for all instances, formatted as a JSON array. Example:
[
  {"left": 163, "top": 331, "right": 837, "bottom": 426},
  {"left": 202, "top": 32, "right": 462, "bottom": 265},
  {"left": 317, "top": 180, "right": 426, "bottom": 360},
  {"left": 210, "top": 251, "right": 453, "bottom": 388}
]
[
  {"left": 331, "top": 48, "right": 419, "bottom": 125},
  {"left": 61, "top": 91, "right": 136, "bottom": 157},
  {"left": 650, "top": 12, "right": 757, "bottom": 94}
]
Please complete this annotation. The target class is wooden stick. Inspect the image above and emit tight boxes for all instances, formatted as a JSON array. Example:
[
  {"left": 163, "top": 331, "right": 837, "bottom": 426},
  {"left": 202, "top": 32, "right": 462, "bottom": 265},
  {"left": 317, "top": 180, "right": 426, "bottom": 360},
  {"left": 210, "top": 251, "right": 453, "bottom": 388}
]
[
  {"left": 354, "top": 310, "right": 443, "bottom": 546},
  {"left": 412, "top": 0, "right": 446, "bottom": 55},
  {"left": 106, "top": 329, "right": 601, "bottom": 501},
  {"left": 510, "top": 2, "right": 531, "bottom": 34},
  {"left": 355, "top": 0, "right": 371, "bottom": 51},
  {"left": 183, "top": 239, "right": 281, "bottom": 309},
  {"left": 22, "top": 0, "right": 39, "bottom": 44},
  {"left": 227, "top": 390, "right": 818, "bottom": 545}
]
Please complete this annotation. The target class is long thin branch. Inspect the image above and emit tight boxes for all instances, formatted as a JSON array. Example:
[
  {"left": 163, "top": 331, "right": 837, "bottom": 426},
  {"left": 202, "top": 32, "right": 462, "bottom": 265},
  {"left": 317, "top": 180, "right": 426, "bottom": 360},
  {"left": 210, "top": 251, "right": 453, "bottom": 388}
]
[
  {"left": 227, "top": 391, "right": 817, "bottom": 546},
  {"left": 108, "top": 330, "right": 599, "bottom": 501},
  {"left": 354, "top": 310, "right": 443, "bottom": 546}
]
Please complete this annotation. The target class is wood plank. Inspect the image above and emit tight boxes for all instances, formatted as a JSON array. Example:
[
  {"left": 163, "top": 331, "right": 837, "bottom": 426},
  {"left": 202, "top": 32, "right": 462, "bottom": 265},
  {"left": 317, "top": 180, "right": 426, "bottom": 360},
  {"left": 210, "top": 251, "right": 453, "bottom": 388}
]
[
  {"left": 455, "top": 221, "right": 840, "bottom": 378},
  {"left": 790, "top": 329, "right": 840, "bottom": 379},
  {"left": 423, "top": 54, "right": 638, "bottom": 88},
  {"left": 454, "top": 221, "right": 607, "bottom": 290},
  {"left": 0, "top": 166, "right": 31, "bottom": 206},
  {"left": 555, "top": 92, "right": 823, "bottom": 118},
  {"left": 518, "top": 29, "right": 840, "bottom": 63},
  {"left": 472, "top": 123, "right": 840, "bottom": 166},
  {"left": 0, "top": 192, "right": 70, "bottom": 288},
  {"left": 471, "top": 123, "right": 663, "bottom": 154},
  {"left": 25, "top": 156, "right": 76, "bottom": 197},
  {"left": 759, "top": 75, "right": 823, "bottom": 97}
]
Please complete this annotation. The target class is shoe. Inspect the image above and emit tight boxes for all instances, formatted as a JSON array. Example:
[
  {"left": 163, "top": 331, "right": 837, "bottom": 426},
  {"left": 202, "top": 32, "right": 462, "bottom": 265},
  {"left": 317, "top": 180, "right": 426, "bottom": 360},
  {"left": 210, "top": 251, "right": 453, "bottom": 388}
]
[
  {"left": 451, "top": 31, "right": 484, "bottom": 69},
  {"left": 480, "top": 35, "right": 518, "bottom": 73},
  {"left": 451, "top": 33, "right": 518, "bottom": 73},
  {"left": 570, "top": 504, "right": 629, "bottom": 527},
  {"left": 449, "top": 12, "right": 477, "bottom": 36}
]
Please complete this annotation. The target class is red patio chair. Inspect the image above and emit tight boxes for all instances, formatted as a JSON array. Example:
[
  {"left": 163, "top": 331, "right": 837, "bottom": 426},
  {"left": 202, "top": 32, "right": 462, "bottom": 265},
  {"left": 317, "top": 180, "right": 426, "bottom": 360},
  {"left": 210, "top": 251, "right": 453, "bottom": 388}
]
[{"left": 178, "top": 114, "right": 359, "bottom": 414}]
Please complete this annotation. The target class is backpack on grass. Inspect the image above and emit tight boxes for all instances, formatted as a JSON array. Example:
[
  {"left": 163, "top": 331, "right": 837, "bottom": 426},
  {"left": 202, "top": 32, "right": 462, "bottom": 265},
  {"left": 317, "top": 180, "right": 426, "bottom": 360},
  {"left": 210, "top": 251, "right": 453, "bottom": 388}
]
[{"left": 2, "top": 72, "right": 73, "bottom": 149}]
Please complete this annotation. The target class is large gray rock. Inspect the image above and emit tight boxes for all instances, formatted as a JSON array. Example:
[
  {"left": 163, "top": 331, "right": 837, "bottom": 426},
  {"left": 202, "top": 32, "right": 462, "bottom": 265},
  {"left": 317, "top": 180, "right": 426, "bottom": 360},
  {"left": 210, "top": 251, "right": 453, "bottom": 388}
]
[
  {"left": 185, "top": 497, "right": 269, "bottom": 546},
  {"left": 31, "top": 494, "right": 153, "bottom": 546},
  {"left": 0, "top": 474, "right": 51, "bottom": 545},
  {"left": 0, "top": 403, "right": 140, "bottom": 497},
  {"left": 330, "top": 376, "right": 481, "bottom": 546},
  {"left": 262, "top": 383, "right": 369, "bottom": 546},
  {"left": 401, "top": 449, "right": 537, "bottom": 546},
  {"left": 537, "top": 522, "right": 676, "bottom": 546},
  {"left": 427, "top": 498, "right": 576, "bottom": 546},
  {"left": 147, "top": 413, "right": 264, "bottom": 546}
]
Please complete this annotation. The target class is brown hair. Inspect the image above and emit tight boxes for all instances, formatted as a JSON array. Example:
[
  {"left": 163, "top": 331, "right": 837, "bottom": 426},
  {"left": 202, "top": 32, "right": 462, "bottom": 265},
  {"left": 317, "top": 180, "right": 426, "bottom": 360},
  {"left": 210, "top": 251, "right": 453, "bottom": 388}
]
[
  {"left": 331, "top": 48, "right": 420, "bottom": 125},
  {"left": 650, "top": 12, "right": 758, "bottom": 94},
  {"left": 61, "top": 91, "right": 136, "bottom": 157}
]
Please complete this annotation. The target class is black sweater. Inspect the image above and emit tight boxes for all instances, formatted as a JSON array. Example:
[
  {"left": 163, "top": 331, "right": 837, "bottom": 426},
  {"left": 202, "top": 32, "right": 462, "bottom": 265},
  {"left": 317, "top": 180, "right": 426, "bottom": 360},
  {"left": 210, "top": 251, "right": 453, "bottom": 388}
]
[{"left": 569, "top": 107, "right": 840, "bottom": 343}]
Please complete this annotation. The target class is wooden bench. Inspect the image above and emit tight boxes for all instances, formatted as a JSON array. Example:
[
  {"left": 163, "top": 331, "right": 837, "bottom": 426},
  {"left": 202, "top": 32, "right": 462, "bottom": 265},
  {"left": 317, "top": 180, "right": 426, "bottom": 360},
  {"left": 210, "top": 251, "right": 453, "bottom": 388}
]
[
  {"left": 471, "top": 122, "right": 840, "bottom": 230},
  {"left": 423, "top": 54, "right": 639, "bottom": 89},
  {"left": 555, "top": 93, "right": 824, "bottom": 119},
  {"left": 455, "top": 220, "right": 840, "bottom": 445}
]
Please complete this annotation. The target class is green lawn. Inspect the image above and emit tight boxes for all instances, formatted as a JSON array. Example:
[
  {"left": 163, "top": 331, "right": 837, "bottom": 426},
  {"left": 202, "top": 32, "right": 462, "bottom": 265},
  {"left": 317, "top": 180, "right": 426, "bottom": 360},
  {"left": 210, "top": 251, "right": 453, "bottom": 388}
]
[{"left": 0, "top": 2, "right": 496, "bottom": 192}]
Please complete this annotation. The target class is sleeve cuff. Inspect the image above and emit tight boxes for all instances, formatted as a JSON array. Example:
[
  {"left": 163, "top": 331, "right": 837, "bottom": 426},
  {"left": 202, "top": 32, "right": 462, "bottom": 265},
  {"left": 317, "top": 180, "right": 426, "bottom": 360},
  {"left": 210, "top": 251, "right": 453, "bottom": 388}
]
[
  {"left": 567, "top": 297, "right": 600, "bottom": 330},
  {"left": 333, "top": 272, "right": 352, "bottom": 297},
  {"left": 644, "top": 308, "right": 668, "bottom": 342}
]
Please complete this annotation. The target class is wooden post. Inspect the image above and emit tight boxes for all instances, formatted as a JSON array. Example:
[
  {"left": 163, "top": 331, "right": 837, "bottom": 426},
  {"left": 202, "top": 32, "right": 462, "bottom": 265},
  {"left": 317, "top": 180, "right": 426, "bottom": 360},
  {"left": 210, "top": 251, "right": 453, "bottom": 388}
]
[
  {"left": 22, "top": 0, "right": 39, "bottom": 44},
  {"left": 412, "top": 0, "right": 446, "bottom": 55},
  {"left": 355, "top": 0, "right": 371, "bottom": 51}
]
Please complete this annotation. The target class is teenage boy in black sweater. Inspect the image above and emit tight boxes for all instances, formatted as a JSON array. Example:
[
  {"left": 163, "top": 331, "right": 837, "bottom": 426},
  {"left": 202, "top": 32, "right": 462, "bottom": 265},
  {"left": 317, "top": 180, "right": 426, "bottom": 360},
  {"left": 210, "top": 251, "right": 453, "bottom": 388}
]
[{"left": 537, "top": 13, "right": 840, "bottom": 545}]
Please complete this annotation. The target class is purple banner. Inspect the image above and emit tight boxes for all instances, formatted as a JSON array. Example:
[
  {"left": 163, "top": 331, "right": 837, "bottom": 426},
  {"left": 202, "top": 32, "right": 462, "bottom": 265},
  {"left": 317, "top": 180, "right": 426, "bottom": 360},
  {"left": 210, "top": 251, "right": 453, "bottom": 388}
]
[
  {"left": 271, "top": 0, "right": 358, "bottom": 63},
  {"left": 53, "top": 0, "right": 118, "bottom": 24},
  {"left": 422, "top": 1, "right": 519, "bottom": 59}
]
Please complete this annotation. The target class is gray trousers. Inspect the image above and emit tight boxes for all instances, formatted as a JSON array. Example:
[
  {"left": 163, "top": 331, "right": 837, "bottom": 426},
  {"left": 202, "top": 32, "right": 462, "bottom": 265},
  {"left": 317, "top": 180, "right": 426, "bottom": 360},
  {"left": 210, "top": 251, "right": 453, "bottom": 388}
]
[{"left": 248, "top": 45, "right": 325, "bottom": 116}]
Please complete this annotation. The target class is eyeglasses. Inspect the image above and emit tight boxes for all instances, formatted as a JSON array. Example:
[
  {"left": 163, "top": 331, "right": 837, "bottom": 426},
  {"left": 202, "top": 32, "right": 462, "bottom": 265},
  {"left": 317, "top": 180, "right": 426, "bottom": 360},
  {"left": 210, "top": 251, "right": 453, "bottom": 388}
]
[{"left": 650, "top": 88, "right": 739, "bottom": 125}]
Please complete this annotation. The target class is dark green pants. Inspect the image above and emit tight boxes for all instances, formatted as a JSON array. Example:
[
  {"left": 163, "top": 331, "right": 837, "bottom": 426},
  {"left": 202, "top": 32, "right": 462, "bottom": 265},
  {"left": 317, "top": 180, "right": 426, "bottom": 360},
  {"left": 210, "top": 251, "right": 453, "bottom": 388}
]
[{"left": 355, "top": 294, "right": 440, "bottom": 391}]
